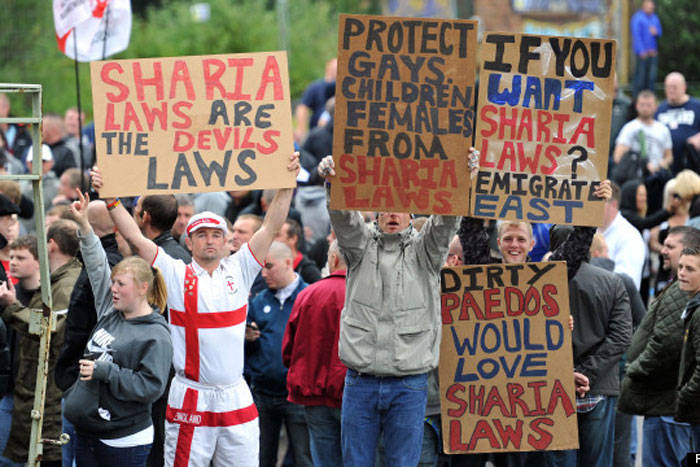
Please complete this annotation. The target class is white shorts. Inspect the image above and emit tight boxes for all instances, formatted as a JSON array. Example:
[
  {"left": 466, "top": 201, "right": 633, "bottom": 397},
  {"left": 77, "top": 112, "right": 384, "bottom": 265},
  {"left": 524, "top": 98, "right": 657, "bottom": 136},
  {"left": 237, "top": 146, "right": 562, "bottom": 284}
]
[{"left": 164, "top": 375, "right": 259, "bottom": 467}]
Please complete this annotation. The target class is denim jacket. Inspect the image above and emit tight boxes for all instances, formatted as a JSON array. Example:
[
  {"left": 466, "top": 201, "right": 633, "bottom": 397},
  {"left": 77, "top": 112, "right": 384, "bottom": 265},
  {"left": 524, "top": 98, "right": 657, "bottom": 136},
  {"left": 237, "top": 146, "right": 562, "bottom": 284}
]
[{"left": 329, "top": 208, "right": 458, "bottom": 376}]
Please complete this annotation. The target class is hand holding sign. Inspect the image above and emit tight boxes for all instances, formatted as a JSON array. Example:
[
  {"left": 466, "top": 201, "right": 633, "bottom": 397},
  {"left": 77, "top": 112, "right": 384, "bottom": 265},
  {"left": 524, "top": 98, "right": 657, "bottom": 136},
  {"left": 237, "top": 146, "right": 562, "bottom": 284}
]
[{"left": 318, "top": 155, "right": 336, "bottom": 181}]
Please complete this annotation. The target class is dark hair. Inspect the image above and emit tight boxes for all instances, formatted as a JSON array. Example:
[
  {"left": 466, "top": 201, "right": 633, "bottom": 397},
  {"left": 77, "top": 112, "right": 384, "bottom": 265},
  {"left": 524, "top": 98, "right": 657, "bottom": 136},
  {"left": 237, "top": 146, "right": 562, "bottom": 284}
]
[
  {"left": 680, "top": 247, "right": 700, "bottom": 257},
  {"left": 141, "top": 195, "right": 178, "bottom": 232},
  {"left": 47, "top": 219, "right": 79, "bottom": 257},
  {"left": 610, "top": 181, "right": 621, "bottom": 205},
  {"left": 9, "top": 234, "right": 38, "bottom": 260},
  {"left": 283, "top": 218, "right": 302, "bottom": 250},
  {"left": 669, "top": 226, "right": 700, "bottom": 251}
]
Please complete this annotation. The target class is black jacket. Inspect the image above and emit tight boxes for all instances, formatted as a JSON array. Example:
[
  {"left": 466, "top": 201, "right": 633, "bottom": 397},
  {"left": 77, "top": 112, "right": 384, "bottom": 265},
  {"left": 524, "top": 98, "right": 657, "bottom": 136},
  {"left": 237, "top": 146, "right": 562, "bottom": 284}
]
[
  {"left": 568, "top": 262, "right": 632, "bottom": 395},
  {"left": 49, "top": 138, "right": 77, "bottom": 178},
  {"left": 618, "top": 280, "right": 688, "bottom": 416},
  {"left": 590, "top": 257, "right": 646, "bottom": 328},
  {"left": 55, "top": 233, "right": 122, "bottom": 391},
  {"left": 295, "top": 253, "right": 321, "bottom": 284},
  {"left": 676, "top": 293, "right": 700, "bottom": 423}
]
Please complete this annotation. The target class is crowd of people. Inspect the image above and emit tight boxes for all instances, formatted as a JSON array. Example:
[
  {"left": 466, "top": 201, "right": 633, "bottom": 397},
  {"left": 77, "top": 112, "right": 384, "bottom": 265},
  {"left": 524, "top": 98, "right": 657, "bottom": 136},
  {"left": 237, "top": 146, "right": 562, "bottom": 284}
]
[{"left": 0, "top": 5, "right": 698, "bottom": 465}]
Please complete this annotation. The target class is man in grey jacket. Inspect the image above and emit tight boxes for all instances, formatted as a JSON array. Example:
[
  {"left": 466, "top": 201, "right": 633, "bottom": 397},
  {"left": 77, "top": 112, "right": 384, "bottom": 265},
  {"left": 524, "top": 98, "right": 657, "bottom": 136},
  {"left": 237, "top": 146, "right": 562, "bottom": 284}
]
[{"left": 318, "top": 155, "right": 460, "bottom": 466}]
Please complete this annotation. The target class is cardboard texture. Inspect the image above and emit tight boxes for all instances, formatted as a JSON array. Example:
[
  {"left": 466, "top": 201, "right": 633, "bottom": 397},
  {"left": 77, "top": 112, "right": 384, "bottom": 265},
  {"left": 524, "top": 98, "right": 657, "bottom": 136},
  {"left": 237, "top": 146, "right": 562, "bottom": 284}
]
[
  {"left": 439, "top": 261, "right": 579, "bottom": 454},
  {"left": 472, "top": 34, "right": 616, "bottom": 226},
  {"left": 332, "top": 14, "right": 478, "bottom": 215},
  {"left": 90, "top": 51, "right": 295, "bottom": 197}
]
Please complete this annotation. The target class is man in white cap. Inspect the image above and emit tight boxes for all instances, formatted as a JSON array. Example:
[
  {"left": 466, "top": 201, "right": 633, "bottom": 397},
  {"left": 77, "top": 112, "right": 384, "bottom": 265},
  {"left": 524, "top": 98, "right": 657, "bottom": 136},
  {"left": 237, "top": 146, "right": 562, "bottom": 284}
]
[
  {"left": 90, "top": 152, "right": 300, "bottom": 467},
  {"left": 23, "top": 144, "right": 58, "bottom": 211}
]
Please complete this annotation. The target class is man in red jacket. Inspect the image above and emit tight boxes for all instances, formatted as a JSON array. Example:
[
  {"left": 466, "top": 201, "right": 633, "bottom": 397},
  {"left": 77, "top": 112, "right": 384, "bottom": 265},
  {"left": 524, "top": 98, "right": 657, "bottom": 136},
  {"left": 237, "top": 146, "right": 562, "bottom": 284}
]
[{"left": 282, "top": 240, "right": 346, "bottom": 467}]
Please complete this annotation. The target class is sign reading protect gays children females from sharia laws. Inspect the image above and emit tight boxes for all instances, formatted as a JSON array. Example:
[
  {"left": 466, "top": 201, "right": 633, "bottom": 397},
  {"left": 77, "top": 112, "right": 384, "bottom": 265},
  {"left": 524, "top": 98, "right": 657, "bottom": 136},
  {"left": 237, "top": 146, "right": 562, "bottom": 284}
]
[
  {"left": 90, "top": 52, "right": 295, "bottom": 197},
  {"left": 331, "top": 14, "right": 478, "bottom": 215},
  {"left": 472, "top": 33, "right": 616, "bottom": 226},
  {"left": 439, "top": 262, "right": 578, "bottom": 454}
]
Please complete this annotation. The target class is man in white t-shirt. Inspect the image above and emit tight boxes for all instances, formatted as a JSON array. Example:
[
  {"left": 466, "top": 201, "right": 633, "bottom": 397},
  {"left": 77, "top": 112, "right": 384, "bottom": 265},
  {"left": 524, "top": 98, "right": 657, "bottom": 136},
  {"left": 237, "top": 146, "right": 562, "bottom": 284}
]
[
  {"left": 614, "top": 90, "right": 673, "bottom": 172},
  {"left": 600, "top": 182, "right": 646, "bottom": 290},
  {"left": 90, "top": 153, "right": 300, "bottom": 467}
]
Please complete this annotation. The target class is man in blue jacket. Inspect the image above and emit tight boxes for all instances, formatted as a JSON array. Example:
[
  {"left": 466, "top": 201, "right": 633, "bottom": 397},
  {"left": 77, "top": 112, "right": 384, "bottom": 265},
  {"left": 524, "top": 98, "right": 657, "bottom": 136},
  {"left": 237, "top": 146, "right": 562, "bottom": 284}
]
[
  {"left": 631, "top": 0, "right": 662, "bottom": 95},
  {"left": 245, "top": 241, "right": 310, "bottom": 467}
]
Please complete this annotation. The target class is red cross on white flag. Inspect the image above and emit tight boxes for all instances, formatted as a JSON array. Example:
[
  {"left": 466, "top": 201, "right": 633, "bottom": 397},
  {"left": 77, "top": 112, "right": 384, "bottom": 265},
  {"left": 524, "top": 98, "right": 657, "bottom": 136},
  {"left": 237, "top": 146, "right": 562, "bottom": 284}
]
[{"left": 53, "top": 0, "right": 132, "bottom": 62}]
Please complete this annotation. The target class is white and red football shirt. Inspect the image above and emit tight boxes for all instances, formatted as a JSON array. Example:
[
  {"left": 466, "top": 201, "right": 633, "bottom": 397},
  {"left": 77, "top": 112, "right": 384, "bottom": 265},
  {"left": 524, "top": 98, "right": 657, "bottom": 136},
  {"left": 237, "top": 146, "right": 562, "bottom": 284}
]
[{"left": 153, "top": 243, "right": 263, "bottom": 385}]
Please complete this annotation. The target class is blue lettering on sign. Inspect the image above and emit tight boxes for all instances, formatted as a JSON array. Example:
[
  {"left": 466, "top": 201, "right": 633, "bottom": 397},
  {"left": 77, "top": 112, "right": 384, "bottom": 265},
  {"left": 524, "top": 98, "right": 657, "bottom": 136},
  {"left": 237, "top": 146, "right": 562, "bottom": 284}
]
[
  {"left": 451, "top": 318, "right": 565, "bottom": 381},
  {"left": 527, "top": 198, "right": 550, "bottom": 221},
  {"left": 451, "top": 325, "right": 479, "bottom": 356},
  {"left": 553, "top": 200, "right": 584, "bottom": 223},
  {"left": 473, "top": 194, "right": 498, "bottom": 217},
  {"left": 520, "top": 352, "right": 547, "bottom": 377},
  {"left": 487, "top": 74, "right": 521, "bottom": 106},
  {"left": 500, "top": 195, "right": 523, "bottom": 219},
  {"left": 546, "top": 319, "right": 564, "bottom": 350},
  {"left": 564, "top": 80, "right": 594, "bottom": 113}
]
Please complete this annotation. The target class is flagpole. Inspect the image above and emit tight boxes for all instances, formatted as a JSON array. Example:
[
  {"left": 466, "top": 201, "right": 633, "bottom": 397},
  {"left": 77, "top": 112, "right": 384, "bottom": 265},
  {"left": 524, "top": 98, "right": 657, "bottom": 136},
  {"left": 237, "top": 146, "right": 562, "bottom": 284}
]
[
  {"left": 72, "top": 27, "right": 87, "bottom": 188},
  {"left": 102, "top": 4, "right": 110, "bottom": 60}
]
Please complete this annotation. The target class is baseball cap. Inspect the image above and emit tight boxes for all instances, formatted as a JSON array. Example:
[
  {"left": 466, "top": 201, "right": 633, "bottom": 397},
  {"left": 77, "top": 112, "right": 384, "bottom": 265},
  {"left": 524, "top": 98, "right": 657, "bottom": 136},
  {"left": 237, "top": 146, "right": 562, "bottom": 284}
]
[
  {"left": 25, "top": 144, "right": 53, "bottom": 163},
  {"left": 186, "top": 211, "right": 228, "bottom": 236}
]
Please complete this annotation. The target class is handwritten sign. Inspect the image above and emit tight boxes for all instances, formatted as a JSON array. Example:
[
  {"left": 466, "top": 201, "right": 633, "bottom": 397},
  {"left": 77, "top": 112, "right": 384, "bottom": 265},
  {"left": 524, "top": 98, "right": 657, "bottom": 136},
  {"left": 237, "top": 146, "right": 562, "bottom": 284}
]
[
  {"left": 439, "top": 262, "right": 578, "bottom": 453},
  {"left": 90, "top": 52, "right": 295, "bottom": 197},
  {"left": 472, "top": 34, "right": 616, "bottom": 226},
  {"left": 331, "top": 14, "right": 478, "bottom": 215}
]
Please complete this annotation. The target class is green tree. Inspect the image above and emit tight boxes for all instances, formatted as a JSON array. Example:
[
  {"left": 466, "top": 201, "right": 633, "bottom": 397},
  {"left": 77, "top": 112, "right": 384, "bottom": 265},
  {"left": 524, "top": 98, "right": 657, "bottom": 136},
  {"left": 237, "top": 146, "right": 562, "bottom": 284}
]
[{"left": 656, "top": 0, "right": 700, "bottom": 92}]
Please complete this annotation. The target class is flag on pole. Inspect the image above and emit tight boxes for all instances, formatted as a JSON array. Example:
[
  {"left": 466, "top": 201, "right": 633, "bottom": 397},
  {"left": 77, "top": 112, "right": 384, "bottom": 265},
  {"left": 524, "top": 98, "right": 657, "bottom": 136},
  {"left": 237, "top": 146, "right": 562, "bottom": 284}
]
[{"left": 53, "top": 0, "right": 132, "bottom": 62}]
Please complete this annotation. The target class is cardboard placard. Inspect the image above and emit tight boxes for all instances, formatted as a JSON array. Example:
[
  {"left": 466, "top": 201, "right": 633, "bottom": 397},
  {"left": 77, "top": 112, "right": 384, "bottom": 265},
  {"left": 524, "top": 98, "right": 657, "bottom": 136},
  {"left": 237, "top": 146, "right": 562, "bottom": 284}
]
[
  {"left": 439, "top": 261, "right": 578, "bottom": 454},
  {"left": 331, "top": 14, "right": 478, "bottom": 215},
  {"left": 472, "top": 34, "right": 616, "bottom": 226},
  {"left": 90, "top": 52, "right": 295, "bottom": 197}
]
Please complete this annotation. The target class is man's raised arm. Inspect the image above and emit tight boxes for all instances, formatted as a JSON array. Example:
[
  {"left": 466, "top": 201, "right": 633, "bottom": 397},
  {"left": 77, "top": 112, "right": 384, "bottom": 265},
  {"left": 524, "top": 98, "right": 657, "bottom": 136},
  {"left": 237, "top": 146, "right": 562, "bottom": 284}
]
[
  {"left": 90, "top": 167, "right": 157, "bottom": 264},
  {"left": 248, "top": 152, "right": 300, "bottom": 261}
]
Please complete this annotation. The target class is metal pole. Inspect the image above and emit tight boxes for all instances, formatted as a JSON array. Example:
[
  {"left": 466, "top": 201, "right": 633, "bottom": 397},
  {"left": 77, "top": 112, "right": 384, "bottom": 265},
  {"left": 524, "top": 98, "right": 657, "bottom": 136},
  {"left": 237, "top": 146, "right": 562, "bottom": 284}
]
[
  {"left": 73, "top": 28, "right": 86, "bottom": 189},
  {"left": 27, "top": 84, "right": 52, "bottom": 467},
  {"left": 0, "top": 83, "right": 59, "bottom": 466}
]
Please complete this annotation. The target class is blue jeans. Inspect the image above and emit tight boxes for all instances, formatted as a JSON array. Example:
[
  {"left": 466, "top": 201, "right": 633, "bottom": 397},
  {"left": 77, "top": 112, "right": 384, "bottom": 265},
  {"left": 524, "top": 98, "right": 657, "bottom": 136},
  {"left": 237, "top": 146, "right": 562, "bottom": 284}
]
[
  {"left": 74, "top": 434, "right": 150, "bottom": 467},
  {"left": 376, "top": 417, "right": 440, "bottom": 467},
  {"left": 543, "top": 396, "right": 617, "bottom": 467},
  {"left": 304, "top": 406, "right": 342, "bottom": 467},
  {"left": 341, "top": 370, "right": 428, "bottom": 467},
  {"left": 0, "top": 395, "right": 21, "bottom": 467},
  {"left": 633, "top": 54, "right": 658, "bottom": 95},
  {"left": 252, "top": 390, "right": 312, "bottom": 467},
  {"left": 643, "top": 416, "right": 691, "bottom": 466},
  {"left": 62, "top": 399, "right": 76, "bottom": 467},
  {"left": 691, "top": 424, "right": 700, "bottom": 451}
]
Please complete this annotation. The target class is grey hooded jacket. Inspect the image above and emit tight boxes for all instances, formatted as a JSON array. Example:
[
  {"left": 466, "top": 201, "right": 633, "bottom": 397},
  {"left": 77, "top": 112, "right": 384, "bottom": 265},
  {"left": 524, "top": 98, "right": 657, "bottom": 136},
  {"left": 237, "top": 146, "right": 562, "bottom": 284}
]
[
  {"left": 329, "top": 208, "right": 459, "bottom": 376},
  {"left": 64, "top": 231, "right": 172, "bottom": 439}
]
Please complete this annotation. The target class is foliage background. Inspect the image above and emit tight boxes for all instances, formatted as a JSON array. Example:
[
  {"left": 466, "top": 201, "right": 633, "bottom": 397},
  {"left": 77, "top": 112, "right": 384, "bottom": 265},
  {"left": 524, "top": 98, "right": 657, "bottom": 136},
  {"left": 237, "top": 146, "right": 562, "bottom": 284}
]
[
  {"left": 1, "top": 0, "right": 699, "bottom": 117},
  {"left": 0, "top": 0, "right": 378, "bottom": 117}
]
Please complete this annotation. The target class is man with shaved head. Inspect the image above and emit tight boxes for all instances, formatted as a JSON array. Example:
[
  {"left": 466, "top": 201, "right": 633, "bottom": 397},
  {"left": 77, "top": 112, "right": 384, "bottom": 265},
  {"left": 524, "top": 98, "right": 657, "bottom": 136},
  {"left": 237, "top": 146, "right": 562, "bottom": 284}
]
[
  {"left": 245, "top": 241, "right": 311, "bottom": 467},
  {"left": 656, "top": 71, "right": 700, "bottom": 173},
  {"left": 41, "top": 113, "right": 77, "bottom": 178}
]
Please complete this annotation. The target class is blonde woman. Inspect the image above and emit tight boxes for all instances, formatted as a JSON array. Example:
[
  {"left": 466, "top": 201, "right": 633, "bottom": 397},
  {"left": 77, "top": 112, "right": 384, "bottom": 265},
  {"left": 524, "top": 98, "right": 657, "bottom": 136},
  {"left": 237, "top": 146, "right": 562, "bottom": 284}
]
[{"left": 64, "top": 190, "right": 172, "bottom": 467}]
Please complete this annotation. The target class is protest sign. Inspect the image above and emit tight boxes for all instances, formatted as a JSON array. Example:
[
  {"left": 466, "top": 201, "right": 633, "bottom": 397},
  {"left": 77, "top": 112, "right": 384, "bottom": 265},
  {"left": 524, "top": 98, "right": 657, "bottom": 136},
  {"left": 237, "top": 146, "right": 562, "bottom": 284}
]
[
  {"left": 472, "top": 34, "right": 616, "bottom": 226},
  {"left": 91, "top": 52, "right": 295, "bottom": 197},
  {"left": 439, "top": 261, "right": 578, "bottom": 453},
  {"left": 331, "top": 14, "right": 478, "bottom": 215}
]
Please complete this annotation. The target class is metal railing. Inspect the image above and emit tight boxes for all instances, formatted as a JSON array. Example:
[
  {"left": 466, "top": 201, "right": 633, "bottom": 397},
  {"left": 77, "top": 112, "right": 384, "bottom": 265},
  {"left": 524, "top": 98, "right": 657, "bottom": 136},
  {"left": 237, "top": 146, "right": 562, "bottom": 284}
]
[{"left": 0, "top": 83, "right": 63, "bottom": 466}]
